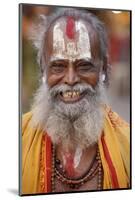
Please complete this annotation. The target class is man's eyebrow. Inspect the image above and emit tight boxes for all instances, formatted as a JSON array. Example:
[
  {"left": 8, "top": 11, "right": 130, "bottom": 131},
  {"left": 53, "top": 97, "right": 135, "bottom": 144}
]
[
  {"left": 74, "top": 58, "right": 97, "bottom": 68},
  {"left": 74, "top": 57, "right": 93, "bottom": 64}
]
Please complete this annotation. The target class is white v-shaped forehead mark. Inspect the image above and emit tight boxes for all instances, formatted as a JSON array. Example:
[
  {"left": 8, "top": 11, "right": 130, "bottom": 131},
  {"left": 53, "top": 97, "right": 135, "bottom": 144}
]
[
  {"left": 76, "top": 21, "right": 91, "bottom": 59},
  {"left": 53, "top": 22, "right": 65, "bottom": 58},
  {"left": 52, "top": 20, "right": 92, "bottom": 61}
]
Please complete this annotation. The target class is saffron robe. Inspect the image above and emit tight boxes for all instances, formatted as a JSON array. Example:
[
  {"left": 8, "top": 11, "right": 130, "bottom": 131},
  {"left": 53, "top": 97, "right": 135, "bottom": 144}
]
[{"left": 21, "top": 106, "right": 130, "bottom": 195}]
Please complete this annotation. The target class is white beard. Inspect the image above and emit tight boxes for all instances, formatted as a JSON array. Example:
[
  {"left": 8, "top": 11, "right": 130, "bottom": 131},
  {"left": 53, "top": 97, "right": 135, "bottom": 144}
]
[{"left": 30, "top": 79, "right": 107, "bottom": 150}]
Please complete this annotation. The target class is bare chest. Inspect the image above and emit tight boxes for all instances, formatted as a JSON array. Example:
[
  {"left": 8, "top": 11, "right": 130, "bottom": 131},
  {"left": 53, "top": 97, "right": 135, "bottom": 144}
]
[
  {"left": 53, "top": 173, "right": 103, "bottom": 193},
  {"left": 51, "top": 155, "right": 103, "bottom": 193}
]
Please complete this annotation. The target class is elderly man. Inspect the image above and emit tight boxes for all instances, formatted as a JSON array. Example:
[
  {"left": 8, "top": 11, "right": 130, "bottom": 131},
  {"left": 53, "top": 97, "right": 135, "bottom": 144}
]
[{"left": 21, "top": 8, "right": 130, "bottom": 195}]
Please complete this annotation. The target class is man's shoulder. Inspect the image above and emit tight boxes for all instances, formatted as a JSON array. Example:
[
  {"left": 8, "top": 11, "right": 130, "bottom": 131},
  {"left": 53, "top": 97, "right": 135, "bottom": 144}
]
[
  {"left": 22, "top": 111, "right": 33, "bottom": 135},
  {"left": 102, "top": 106, "right": 130, "bottom": 186},
  {"left": 22, "top": 111, "right": 45, "bottom": 137},
  {"left": 23, "top": 111, "right": 32, "bottom": 120},
  {"left": 22, "top": 111, "right": 32, "bottom": 125},
  {"left": 105, "top": 105, "right": 129, "bottom": 128},
  {"left": 104, "top": 105, "right": 130, "bottom": 145}
]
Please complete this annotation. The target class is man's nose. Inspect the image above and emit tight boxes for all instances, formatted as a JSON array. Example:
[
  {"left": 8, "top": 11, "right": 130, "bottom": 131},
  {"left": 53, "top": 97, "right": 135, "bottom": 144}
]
[{"left": 63, "top": 66, "right": 80, "bottom": 86}]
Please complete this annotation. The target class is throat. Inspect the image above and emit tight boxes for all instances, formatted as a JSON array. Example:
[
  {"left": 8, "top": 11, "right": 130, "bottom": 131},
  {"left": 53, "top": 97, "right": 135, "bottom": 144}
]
[
  {"left": 53, "top": 143, "right": 103, "bottom": 192},
  {"left": 63, "top": 152, "right": 76, "bottom": 177},
  {"left": 55, "top": 143, "right": 98, "bottom": 179},
  {"left": 56, "top": 147, "right": 83, "bottom": 177}
]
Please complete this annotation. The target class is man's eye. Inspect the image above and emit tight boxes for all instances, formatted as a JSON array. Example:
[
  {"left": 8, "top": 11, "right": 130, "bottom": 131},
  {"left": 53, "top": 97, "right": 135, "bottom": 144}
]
[
  {"left": 51, "top": 64, "right": 65, "bottom": 73},
  {"left": 77, "top": 63, "right": 94, "bottom": 73}
]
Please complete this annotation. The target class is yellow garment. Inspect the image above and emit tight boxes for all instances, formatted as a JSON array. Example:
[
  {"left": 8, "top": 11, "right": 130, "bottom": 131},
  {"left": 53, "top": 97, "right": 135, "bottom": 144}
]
[
  {"left": 98, "top": 107, "right": 130, "bottom": 189},
  {"left": 21, "top": 106, "right": 130, "bottom": 195}
]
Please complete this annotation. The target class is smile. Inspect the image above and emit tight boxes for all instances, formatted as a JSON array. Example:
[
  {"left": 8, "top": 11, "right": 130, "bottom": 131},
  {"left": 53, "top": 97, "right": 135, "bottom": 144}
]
[{"left": 59, "top": 90, "right": 85, "bottom": 103}]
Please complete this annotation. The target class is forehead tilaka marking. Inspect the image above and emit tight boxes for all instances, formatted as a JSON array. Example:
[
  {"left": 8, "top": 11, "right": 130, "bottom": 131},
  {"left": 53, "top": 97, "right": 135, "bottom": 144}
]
[
  {"left": 66, "top": 17, "right": 75, "bottom": 39},
  {"left": 52, "top": 18, "right": 92, "bottom": 61}
]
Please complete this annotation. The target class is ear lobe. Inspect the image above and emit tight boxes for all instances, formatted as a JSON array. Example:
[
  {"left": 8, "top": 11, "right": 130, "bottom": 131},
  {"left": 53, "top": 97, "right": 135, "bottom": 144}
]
[
  {"left": 42, "top": 77, "right": 46, "bottom": 83},
  {"left": 102, "top": 74, "right": 106, "bottom": 82}
]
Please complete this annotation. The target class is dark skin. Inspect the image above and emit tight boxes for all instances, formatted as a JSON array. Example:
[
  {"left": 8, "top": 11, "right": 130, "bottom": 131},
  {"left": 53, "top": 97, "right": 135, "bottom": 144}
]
[
  {"left": 44, "top": 19, "right": 104, "bottom": 90},
  {"left": 42, "top": 19, "right": 105, "bottom": 192},
  {"left": 47, "top": 58, "right": 100, "bottom": 88}
]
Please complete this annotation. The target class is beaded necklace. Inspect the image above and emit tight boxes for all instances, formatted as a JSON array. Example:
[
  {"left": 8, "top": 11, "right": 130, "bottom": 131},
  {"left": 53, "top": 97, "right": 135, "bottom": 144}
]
[{"left": 51, "top": 145, "right": 103, "bottom": 192}]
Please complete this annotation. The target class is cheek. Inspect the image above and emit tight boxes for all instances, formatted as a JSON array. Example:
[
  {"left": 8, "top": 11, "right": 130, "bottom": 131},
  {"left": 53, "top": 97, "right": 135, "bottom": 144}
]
[
  {"left": 80, "top": 72, "right": 99, "bottom": 87},
  {"left": 47, "top": 73, "right": 64, "bottom": 88}
]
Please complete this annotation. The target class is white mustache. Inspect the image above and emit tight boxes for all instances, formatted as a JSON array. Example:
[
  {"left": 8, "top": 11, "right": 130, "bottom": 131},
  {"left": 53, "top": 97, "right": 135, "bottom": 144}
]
[{"left": 49, "top": 83, "right": 96, "bottom": 98}]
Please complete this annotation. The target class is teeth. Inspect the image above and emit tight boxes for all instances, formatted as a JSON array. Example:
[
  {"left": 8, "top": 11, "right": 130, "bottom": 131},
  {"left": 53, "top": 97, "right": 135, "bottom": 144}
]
[
  {"left": 72, "top": 91, "right": 76, "bottom": 97},
  {"left": 68, "top": 92, "right": 72, "bottom": 97},
  {"left": 63, "top": 93, "right": 68, "bottom": 98},
  {"left": 62, "top": 91, "right": 80, "bottom": 98},
  {"left": 76, "top": 91, "right": 79, "bottom": 96}
]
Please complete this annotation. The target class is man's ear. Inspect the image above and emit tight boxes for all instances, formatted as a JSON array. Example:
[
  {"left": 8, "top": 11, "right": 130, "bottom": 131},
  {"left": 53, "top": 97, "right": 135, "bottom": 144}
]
[{"left": 42, "top": 77, "right": 46, "bottom": 83}]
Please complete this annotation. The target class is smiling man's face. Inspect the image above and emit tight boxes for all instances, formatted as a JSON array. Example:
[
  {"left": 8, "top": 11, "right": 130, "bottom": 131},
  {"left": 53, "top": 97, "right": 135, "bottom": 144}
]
[
  {"left": 31, "top": 16, "right": 106, "bottom": 147},
  {"left": 43, "top": 17, "right": 103, "bottom": 105}
]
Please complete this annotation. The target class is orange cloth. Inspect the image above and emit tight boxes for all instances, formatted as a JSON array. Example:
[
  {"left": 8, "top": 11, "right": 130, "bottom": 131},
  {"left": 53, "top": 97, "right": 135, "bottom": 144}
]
[{"left": 21, "top": 106, "right": 130, "bottom": 195}]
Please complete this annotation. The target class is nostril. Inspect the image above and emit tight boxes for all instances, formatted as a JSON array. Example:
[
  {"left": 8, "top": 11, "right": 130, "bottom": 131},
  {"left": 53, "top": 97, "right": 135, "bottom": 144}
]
[{"left": 64, "top": 74, "right": 80, "bottom": 86}]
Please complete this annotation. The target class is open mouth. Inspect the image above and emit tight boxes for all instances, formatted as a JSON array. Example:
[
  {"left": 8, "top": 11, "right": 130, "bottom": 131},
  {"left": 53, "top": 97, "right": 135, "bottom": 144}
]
[{"left": 59, "top": 90, "right": 85, "bottom": 103}]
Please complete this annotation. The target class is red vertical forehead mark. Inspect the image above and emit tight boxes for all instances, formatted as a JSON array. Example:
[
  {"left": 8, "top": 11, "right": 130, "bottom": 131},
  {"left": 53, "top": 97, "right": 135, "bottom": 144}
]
[{"left": 66, "top": 16, "right": 75, "bottom": 39}]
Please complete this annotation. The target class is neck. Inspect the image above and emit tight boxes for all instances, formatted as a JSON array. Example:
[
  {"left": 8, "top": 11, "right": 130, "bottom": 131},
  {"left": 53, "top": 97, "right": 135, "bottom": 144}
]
[{"left": 55, "top": 142, "right": 98, "bottom": 178}]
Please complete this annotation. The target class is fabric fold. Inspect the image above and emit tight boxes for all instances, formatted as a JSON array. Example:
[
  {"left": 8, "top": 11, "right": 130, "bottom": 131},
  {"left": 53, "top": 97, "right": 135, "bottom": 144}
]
[{"left": 21, "top": 106, "right": 130, "bottom": 194}]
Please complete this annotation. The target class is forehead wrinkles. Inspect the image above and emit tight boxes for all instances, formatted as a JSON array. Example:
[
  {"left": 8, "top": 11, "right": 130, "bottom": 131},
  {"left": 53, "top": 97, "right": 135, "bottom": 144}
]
[{"left": 51, "top": 18, "right": 92, "bottom": 61}]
